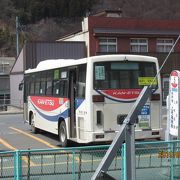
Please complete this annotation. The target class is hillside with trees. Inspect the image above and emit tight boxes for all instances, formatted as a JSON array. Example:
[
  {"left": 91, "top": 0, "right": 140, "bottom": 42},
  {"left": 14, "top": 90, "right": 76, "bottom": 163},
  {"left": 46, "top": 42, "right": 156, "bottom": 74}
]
[{"left": 1, "top": 0, "right": 180, "bottom": 57}]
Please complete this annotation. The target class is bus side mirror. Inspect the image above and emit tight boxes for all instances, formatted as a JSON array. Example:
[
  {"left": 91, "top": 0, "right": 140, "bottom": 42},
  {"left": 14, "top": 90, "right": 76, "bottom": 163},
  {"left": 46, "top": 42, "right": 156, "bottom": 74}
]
[{"left": 19, "top": 83, "right": 23, "bottom": 91}]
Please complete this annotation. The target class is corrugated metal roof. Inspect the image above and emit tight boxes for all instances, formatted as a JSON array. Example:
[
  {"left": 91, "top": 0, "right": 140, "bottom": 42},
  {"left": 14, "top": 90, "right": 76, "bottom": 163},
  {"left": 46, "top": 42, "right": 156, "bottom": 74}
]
[
  {"left": 24, "top": 41, "right": 86, "bottom": 70},
  {"left": 93, "top": 28, "right": 180, "bottom": 36}
]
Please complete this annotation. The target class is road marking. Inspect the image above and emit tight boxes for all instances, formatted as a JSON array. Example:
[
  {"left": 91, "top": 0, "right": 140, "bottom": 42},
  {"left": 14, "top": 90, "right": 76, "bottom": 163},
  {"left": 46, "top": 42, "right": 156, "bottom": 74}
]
[
  {"left": 9, "top": 126, "right": 81, "bottom": 162},
  {"left": 0, "top": 138, "right": 16, "bottom": 151},
  {"left": 9, "top": 127, "right": 57, "bottom": 148},
  {"left": 0, "top": 138, "right": 36, "bottom": 166}
]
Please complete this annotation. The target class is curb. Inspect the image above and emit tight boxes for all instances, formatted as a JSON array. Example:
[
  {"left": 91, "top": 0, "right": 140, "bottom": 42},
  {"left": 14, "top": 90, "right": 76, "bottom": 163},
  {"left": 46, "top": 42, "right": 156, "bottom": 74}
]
[
  {"left": 0, "top": 105, "right": 23, "bottom": 115},
  {"left": 0, "top": 111, "right": 23, "bottom": 115}
]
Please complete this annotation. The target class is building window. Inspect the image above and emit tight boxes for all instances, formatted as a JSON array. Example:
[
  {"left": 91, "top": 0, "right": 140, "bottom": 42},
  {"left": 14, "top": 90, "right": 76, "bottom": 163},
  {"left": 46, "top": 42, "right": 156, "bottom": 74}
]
[
  {"left": 76, "top": 64, "right": 86, "bottom": 98},
  {"left": 130, "top": 38, "right": 148, "bottom": 52},
  {"left": 0, "top": 62, "right": 9, "bottom": 74},
  {"left": 99, "top": 37, "right": 117, "bottom": 53},
  {"left": 157, "top": 39, "right": 174, "bottom": 52}
]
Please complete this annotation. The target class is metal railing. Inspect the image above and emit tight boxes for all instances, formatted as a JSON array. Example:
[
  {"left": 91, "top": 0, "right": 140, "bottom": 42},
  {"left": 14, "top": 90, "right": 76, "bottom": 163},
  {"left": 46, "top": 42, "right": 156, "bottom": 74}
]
[
  {"left": 0, "top": 98, "right": 23, "bottom": 112},
  {"left": 0, "top": 140, "right": 180, "bottom": 180},
  {"left": 0, "top": 146, "right": 122, "bottom": 180}
]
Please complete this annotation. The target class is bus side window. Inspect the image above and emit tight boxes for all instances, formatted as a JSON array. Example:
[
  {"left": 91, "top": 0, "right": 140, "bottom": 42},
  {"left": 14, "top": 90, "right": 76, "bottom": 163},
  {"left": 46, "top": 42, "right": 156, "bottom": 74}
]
[
  {"left": 35, "top": 82, "right": 40, "bottom": 95},
  {"left": 53, "top": 80, "right": 60, "bottom": 95},
  {"left": 30, "top": 82, "right": 35, "bottom": 95},
  {"left": 77, "top": 82, "right": 85, "bottom": 97},
  {"left": 39, "top": 72, "right": 46, "bottom": 95},
  {"left": 46, "top": 70, "right": 53, "bottom": 95},
  {"left": 63, "top": 81, "right": 68, "bottom": 96},
  {"left": 59, "top": 80, "right": 68, "bottom": 97},
  {"left": 76, "top": 64, "right": 86, "bottom": 98},
  {"left": 46, "top": 81, "right": 52, "bottom": 95},
  {"left": 40, "top": 81, "right": 46, "bottom": 95},
  {"left": 33, "top": 72, "right": 40, "bottom": 95}
]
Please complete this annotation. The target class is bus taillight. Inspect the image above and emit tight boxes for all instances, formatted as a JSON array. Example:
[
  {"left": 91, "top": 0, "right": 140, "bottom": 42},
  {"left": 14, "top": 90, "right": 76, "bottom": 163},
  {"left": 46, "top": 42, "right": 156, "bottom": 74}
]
[
  {"left": 92, "top": 95, "right": 104, "bottom": 102},
  {"left": 150, "top": 93, "right": 160, "bottom": 101},
  {"left": 97, "top": 110, "right": 103, "bottom": 125}
]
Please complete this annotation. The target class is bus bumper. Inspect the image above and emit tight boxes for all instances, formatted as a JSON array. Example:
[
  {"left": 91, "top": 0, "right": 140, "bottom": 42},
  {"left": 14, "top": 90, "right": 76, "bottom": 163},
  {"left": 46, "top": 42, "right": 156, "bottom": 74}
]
[{"left": 75, "top": 128, "right": 163, "bottom": 144}]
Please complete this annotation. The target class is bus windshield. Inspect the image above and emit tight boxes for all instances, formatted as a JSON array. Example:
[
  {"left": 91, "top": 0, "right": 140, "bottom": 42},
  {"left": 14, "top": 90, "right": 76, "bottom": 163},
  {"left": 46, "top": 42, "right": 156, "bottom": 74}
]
[{"left": 94, "top": 61, "right": 157, "bottom": 90}]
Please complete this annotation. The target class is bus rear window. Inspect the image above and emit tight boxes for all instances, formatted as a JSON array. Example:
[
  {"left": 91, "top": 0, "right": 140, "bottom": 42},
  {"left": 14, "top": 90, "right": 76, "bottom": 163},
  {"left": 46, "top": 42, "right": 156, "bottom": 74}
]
[{"left": 94, "top": 61, "right": 157, "bottom": 90}]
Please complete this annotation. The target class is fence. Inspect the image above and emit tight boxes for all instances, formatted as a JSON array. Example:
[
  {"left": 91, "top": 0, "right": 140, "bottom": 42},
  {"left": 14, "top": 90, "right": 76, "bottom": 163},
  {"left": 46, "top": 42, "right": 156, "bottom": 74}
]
[
  {"left": 0, "top": 97, "right": 23, "bottom": 111},
  {"left": 0, "top": 94, "right": 10, "bottom": 105},
  {"left": 0, "top": 99, "right": 23, "bottom": 112},
  {"left": 0, "top": 98, "right": 9, "bottom": 111},
  {"left": 0, "top": 140, "right": 180, "bottom": 180}
]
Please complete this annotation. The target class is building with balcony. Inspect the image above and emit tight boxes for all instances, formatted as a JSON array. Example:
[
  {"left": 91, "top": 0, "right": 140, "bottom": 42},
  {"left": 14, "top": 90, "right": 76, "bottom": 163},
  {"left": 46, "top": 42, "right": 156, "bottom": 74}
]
[{"left": 58, "top": 10, "right": 180, "bottom": 104}]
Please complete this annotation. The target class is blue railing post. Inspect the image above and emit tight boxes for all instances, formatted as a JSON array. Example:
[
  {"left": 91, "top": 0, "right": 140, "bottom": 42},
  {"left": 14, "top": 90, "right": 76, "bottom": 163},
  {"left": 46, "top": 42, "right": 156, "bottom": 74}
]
[
  {"left": 72, "top": 150, "right": 76, "bottom": 180},
  {"left": 121, "top": 143, "right": 126, "bottom": 180},
  {"left": 170, "top": 142, "right": 174, "bottom": 180},
  {"left": 14, "top": 150, "right": 22, "bottom": 180}
]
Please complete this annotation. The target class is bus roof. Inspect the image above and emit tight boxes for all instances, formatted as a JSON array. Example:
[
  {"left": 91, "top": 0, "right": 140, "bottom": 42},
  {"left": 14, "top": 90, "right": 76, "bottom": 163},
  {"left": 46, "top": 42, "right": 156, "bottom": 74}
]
[
  {"left": 25, "top": 58, "right": 87, "bottom": 73},
  {"left": 90, "top": 54, "right": 157, "bottom": 62},
  {"left": 25, "top": 55, "right": 158, "bottom": 74}
]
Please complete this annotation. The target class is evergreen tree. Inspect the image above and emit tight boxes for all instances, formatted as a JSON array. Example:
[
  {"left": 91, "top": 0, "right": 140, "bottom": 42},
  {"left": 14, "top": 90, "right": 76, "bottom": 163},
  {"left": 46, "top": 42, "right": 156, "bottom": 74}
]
[
  {"left": 12, "top": 0, "right": 94, "bottom": 23},
  {"left": 0, "top": 0, "right": 16, "bottom": 21}
]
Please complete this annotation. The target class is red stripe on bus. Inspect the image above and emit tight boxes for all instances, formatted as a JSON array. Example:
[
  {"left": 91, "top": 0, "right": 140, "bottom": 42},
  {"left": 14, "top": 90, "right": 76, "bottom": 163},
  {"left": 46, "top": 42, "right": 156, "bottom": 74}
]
[{"left": 30, "top": 96, "right": 68, "bottom": 111}]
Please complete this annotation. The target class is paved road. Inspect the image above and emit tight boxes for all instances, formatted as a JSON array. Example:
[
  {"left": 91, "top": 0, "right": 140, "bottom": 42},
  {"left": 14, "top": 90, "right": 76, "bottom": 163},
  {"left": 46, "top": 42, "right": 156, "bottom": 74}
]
[
  {"left": 0, "top": 114, "right": 63, "bottom": 151},
  {"left": 0, "top": 105, "right": 168, "bottom": 151}
]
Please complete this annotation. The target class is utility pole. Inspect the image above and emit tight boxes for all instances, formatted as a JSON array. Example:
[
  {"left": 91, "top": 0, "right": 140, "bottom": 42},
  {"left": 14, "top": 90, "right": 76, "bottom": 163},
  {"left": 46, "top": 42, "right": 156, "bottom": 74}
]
[{"left": 16, "top": 16, "right": 19, "bottom": 57}]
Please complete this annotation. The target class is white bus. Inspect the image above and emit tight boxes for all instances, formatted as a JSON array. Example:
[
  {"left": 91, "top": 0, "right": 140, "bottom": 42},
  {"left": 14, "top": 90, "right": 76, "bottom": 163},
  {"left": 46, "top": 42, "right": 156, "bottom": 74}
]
[{"left": 23, "top": 55, "right": 162, "bottom": 146}]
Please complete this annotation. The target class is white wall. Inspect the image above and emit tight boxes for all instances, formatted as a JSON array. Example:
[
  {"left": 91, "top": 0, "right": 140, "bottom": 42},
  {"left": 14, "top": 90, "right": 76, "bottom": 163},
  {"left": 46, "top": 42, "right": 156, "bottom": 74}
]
[
  {"left": 10, "top": 48, "right": 24, "bottom": 107},
  {"left": 10, "top": 74, "right": 24, "bottom": 108},
  {"left": 11, "top": 49, "right": 24, "bottom": 73},
  {"left": 57, "top": 17, "right": 90, "bottom": 56}
]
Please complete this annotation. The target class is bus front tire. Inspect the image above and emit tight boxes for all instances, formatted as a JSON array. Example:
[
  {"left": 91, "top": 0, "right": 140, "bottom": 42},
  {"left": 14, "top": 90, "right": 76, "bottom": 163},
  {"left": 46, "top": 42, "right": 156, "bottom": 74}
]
[
  {"left": 59, "top": 121, "right": 68, "bottom": 147},
  {"left": 30, "top": 113, "right": 38, "bottom": 134}
]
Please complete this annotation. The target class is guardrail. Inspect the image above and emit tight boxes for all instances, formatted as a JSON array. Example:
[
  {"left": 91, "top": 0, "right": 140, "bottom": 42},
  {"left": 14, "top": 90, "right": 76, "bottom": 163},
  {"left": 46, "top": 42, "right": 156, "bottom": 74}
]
[{"left": 0, "top": 140, "right": 180, "bottom": 180}]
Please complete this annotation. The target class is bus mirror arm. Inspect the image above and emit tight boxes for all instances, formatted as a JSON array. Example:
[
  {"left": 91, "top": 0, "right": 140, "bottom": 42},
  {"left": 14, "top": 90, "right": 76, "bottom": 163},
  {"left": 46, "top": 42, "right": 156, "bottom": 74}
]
[{"left": 19, "top": 82, "right": 23, "bottom": 91}]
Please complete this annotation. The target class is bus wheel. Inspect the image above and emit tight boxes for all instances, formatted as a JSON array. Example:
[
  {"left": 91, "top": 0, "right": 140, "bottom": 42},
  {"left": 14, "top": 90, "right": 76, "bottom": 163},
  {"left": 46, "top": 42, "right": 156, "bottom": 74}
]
[
  {"left": 30, "top": 113, "right": 38, "bottom": 134},
  {"left": 59, "top": 121, "right": 68, "bottom": 147}
]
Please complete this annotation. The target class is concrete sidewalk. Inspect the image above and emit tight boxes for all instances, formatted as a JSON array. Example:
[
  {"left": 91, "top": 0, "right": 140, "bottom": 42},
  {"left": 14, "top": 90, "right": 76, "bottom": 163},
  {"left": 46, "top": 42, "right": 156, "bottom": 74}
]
[{"left": 0, "top": 106, "right": 23, "bottom": 115}]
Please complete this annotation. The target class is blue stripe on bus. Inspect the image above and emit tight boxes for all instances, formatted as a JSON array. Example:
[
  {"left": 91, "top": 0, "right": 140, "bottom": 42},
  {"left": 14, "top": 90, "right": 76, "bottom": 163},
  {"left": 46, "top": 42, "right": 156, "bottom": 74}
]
[
  {"left": 31, "top": 102, "right": 69, "bottom": 121},
  {"left": 37, "top": 108, "right": 69, "bottom": 122},
  {"left": 31, "top": 98, "right": 84, "bottom": 122},
  {"left": 75, "top": 98, "right": 84, "bottom": 109}
]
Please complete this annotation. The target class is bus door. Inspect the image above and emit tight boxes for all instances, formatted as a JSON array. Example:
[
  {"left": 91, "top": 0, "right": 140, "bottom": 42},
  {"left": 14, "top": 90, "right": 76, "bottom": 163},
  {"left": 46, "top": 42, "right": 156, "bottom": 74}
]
[{"left": 69, "top": 69, "right": 77, "bottom": 138}]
